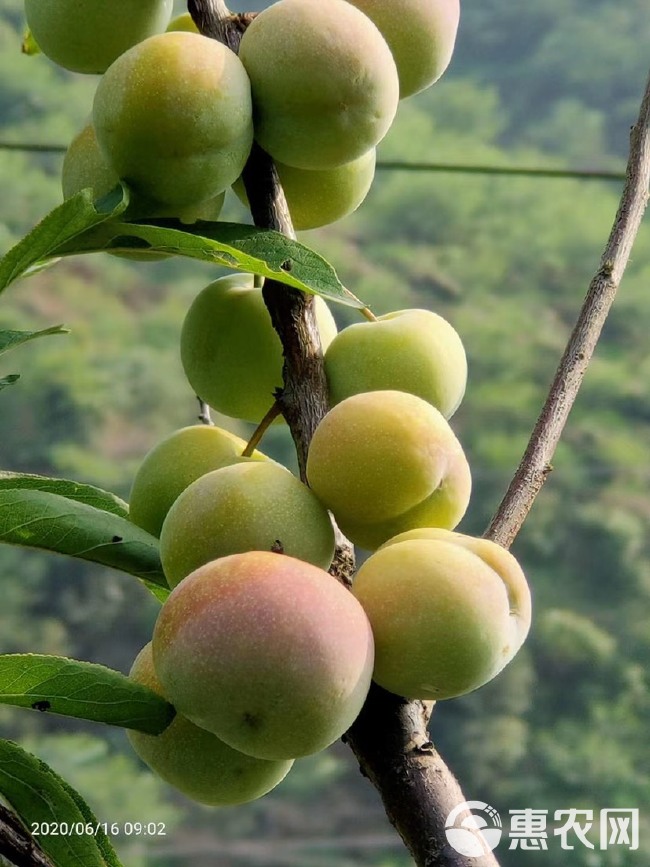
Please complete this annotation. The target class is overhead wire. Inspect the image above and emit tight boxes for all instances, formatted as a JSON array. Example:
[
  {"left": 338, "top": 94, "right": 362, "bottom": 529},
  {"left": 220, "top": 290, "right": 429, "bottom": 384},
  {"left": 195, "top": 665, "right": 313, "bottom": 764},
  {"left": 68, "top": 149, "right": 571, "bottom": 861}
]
[{"left": 0, "top": 141, "right": 626, "bottom": 182}]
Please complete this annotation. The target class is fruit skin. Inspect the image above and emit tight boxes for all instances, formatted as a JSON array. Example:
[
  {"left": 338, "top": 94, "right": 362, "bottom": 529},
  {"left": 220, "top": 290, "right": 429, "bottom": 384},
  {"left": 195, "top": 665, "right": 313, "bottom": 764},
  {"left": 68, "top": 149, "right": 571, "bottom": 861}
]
[
  {"left": 166, "top": 12, "right": 199, "bottom": 33},
  {"left": 380, "top": 528, "right": 532, "bottom": 639},
  {"left": 129, "top": 425, "right": 267, "bottom": 538},
  {"left": 127, "top": 643, "right": 292, "bottom": 804},
  {"left": 159, "top": 461, "right": 336, "bottom": 587},
  {"left": 62, "top": 123, "right": 225, "bottom": 224},
  {"left": 93, "top": 32, "right": 253, "bottom": 207},
  {"left": 352, "top": 534, "right": 531, "bottom": 699},
  {"left": 238, "top": 0, "right": 399, "bottom": 169},
  {"left": 346, "top": 0, "right": 460, "bottom": 98},
  {"left": 180, "top": 273, "right": 337, "bottom": 423},
  {"left": 334, "top": 440, "right": 471, "bottom": 550},
  {"left": 324, "top": 309, "right": 467, "bottom": 418},
  {"left": 233, "top": 150, "right": 376, "bottom": 231},
  {"left": 306, "top": 390, "right": 471, "bottom": 533},
  {"left": 152, "top": 552, "right": 375, "bottom": 759},
  {"left": 24, "top": 0, "right": 173, "bottom": 74}
]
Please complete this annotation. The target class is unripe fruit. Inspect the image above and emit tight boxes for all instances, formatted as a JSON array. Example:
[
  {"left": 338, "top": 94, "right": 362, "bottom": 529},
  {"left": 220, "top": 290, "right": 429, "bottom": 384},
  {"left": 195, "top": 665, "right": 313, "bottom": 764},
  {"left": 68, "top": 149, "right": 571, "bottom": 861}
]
[
  {"left": 352, "top": 533, "right": 531, "bottom": 699},
  {"left": 129, "top": 425, "right": 266, "bottom": 538},
  {"left": 324, "top": 309, "right": 467, "bottom": 418},
  {"left": 346, "top": 0, "right": 460, "bottom": 98},
  {"left": 127, "top": 643, "right": 292, "bottom": 804},
  {"left": 24, "top": 0, "right": 173, "bottom": 74},
  {"left": 233, "top": 150, "right": 376, "bottom": 231},
  {"left": 153, "top": 552, "right": 375, "bottom": 759},
  {"left": 180, "top": 273, "right": 337, "bottom": 423},
  {"left": 334, "top": 442, "right": 471, "bottom": 550},
  {"left": 166, "top": 13, "right": 199, "bottom": 33},
  {"left": 306, "top": 391, "right": 471, "bottom": 544},
  {"left": 159, "top": 462, "right": 336, "bottom": 587},
  {"left": 62, "top": 124, "right": 225, "bottom": 224},
  {"left": 93, "top": 33, "right": 253, "bottom": 208},
  {"left": 238, "top": 0, "right": 399, "bottom": 169}
]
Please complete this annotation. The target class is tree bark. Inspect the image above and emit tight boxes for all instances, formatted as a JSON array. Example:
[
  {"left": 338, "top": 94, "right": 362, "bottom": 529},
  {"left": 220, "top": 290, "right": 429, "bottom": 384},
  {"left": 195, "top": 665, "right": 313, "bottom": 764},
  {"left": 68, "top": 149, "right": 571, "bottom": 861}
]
[{"left": 0, "top": 805, "right": 53, "bottom": 867}]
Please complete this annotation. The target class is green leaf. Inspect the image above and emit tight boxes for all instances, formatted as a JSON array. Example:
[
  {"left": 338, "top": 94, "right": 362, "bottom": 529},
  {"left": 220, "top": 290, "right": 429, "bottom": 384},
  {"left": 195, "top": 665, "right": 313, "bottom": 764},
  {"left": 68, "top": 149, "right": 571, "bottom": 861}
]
[
  {"left": 0, "top": 738, "right": 123, "bottom": 867},
  {"left": 0, "top": 655, "right": 174, "bottom": 734},
  {"left": 0, "top": 325, "right": 69, "bottom": 357},
  {"left": 0, "top": 472, "right": 129, "bottom": 518},
  {"left": 53, "top": 218, "right": 364, "bottom": 308},
  {"left": 57, "top": 777, "right": 122, "bottom": 867},
  {"left": 0, "top": 374, "right": 19, "bottom": 391},
  {"left": 0, "top": 488, "right": 168, "bottom": 597},
  {"left": 0, "top": 186, "right": 128, "bottom": 294}
]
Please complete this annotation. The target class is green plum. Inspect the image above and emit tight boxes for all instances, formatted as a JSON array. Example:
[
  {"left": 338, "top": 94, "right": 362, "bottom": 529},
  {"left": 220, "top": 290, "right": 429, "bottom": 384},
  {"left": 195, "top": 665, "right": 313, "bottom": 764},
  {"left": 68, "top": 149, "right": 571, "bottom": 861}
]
[
  {"left": 153, "top": 552, "right": 375, "bottom": 759},
  {"left": 306, "top": 390, "right": 471, "bottom": 538},
  {"left": 93, "top": 32, "right": 253, "bottom": 208},
  {"left": 346, "top": 0, "right": 460, "bottom": 98},
  {"left": 238, "top": 0, "right": 399, "bottom": 169},
  {"left": 334, "top": 439, "right": 471, "bottom": 550},
  {"left": 166, "top": 12, "right": 199, "bottom": 33},
  {"left": 233, "top": 150, "right": 376, "bottom": 230},
  {"left": 127, "top": 643, "right": 293, "bottom": 804},
  {"left": 24, "top": 0, "right": 173, "bottom": 74},
  {"left": 159, "top": 461, "right": 336, "bottom": 587},
  {"left": 352, "top": 533, "right": 531, "bottom": 699},
  {"left": 129, "top": 425, "right": 266, "bottom": 538},
  {"left": 62, "top": 123, "right": 225, "bottom": 224},
  {"left": 324, "top": 308, "right": 467, "bottom": 418},
  {"left": 180, "top": 273, "right": 337, "bottom": 423}
]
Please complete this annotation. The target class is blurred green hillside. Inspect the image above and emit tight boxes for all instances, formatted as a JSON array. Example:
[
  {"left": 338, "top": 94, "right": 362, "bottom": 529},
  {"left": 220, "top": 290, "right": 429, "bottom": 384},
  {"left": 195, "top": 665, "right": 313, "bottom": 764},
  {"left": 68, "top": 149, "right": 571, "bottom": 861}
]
[{"left": 0, "top": 0, "right": 648, "bottom": 865}]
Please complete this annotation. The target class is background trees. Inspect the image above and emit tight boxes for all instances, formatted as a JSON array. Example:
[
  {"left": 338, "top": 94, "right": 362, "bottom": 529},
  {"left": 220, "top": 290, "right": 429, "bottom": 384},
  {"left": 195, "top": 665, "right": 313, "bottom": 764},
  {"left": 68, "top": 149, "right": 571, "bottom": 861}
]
[{"left": 0, "top": 0, "right": 648, "bottom": 864}]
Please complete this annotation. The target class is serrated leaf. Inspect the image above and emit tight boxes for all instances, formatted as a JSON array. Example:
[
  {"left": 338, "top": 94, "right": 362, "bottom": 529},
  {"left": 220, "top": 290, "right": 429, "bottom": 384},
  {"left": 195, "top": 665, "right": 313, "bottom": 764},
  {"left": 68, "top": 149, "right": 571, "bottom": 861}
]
[
  {"left": 0, "top": 655, "right": 174, "bottom": 734},
  {"left": 0, "top": 739, "right": 123, "bottom": 867},
  {"left": 0, "top": 374, "right": 19, "bottom": 391},
  {"left": 0, "top": 186, "right": 128, "bottom": 294},
  {"left": 52, "top": 218, "right": 364, "bottom": 308},
  {"left": 0, "top": 325, "right": 69, "bottom": 357},
  {"left": 0, "top": 489, "right": 168, "bottom": 595},
  {"left": 0, "top": 472, "right": 129, "bottom": 518},
  {"left": 56, "top": 777, "right": 122, "bottom": 867}
]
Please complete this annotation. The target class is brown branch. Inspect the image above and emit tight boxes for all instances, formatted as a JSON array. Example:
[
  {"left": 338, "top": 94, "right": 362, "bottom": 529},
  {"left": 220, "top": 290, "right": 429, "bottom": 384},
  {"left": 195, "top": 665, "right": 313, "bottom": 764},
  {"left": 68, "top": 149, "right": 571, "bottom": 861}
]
[
  {"left": 190, "top": 4, "right": 499, "bottom": 865},
  {"left": 346, "top": 694, "right": 500, "bottom": 867},
  {"left": 242, "top": 144, "right": 331, "bottom": 480},
  {"left": 486, "top": 68, "right": 650, "bottom": 548},
  {"left": 0, "top": 804, "right": 53, "bottom": 867}
]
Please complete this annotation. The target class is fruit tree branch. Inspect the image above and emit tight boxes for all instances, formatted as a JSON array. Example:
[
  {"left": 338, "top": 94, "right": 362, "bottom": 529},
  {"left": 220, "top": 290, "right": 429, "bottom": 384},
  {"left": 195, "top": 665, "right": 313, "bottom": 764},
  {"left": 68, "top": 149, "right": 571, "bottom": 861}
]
[
  {"left": 190, "top": 3, "right": 500, "bottom": 865},
  {"left": 486, "top": 68, "right": 650, "bottom": 549},
  {"left": 0, "top": 804, "right": 53, "bottom": 867}
]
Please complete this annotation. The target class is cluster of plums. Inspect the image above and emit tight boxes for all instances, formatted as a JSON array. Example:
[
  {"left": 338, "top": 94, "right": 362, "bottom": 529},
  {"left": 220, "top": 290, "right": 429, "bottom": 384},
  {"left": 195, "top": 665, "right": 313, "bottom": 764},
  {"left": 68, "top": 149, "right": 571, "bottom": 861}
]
[
  {"left": 26, "top": 0, "right": 460, "bottom": 230},
  {"left": 28, "top": 0, "right": 530, "bottom": 814},
  {"left": 122, "top": 270, "right": 532, "bottom": 806}
]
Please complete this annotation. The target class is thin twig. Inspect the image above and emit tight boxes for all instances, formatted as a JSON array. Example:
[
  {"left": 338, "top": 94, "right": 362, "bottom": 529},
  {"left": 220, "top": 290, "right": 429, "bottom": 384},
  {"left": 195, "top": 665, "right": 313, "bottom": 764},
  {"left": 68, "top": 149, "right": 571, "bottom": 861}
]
[
  {"left": 0, "top": 804, "right": 53, "bottom": 867},
  {"left": 486, "top": 69, "right": 650, "bottom": 548}
]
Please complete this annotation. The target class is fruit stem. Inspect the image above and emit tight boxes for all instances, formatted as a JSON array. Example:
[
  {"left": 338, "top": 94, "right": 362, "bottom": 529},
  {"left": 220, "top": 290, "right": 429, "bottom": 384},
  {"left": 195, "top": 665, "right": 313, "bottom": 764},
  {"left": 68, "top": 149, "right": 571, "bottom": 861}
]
[
  {"left": 359, "top": 306, "right": 378, "bottom": 322},
  {"left": 196, "top": 397, "right": 213, "bottom": 426},
  {"left": 242, "top": 402, "right": 282, "bottom": 456},
  {"left": 253, "top": 273, "right": 264, "bottom": 289}
]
